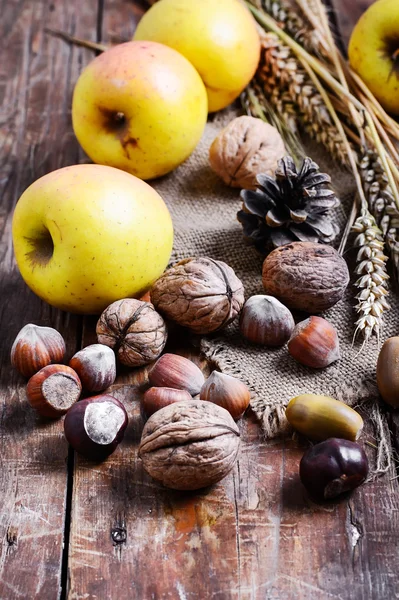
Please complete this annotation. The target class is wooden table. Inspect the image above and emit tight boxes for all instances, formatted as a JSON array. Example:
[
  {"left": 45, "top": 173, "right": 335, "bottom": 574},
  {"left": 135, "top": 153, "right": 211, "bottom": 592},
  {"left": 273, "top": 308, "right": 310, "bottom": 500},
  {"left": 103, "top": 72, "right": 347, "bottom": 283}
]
[{"left": 2, "top": 1, "right": 398, "bottom": 599}]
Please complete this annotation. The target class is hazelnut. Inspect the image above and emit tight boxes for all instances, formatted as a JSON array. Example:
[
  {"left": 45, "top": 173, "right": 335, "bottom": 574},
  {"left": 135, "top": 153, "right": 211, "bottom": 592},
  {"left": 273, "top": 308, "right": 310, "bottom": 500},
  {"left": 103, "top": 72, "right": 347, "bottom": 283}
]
[
  {"left": 209, "top": 116, "right": 286, "bottom": 190},
  {"left": 239, "top": 295, "right": 295, "bottom": 346},
  {"left": 151, "top": 257, "right": 245, "bottom": 334},
  {"left": 288, "top": 316, "right": 340, "bottom": 368},
  {"left": 262, "top": 242, "right": 350, "bottom": 313},
  {"left": 300, "top": 438, "right": 368, "bottom": 501},
  {"left": 200, "top": 371, "right": 250, "bottom": 420},
  {"left": 285, "top": 393, "right": 363, "bottom": 442},
  {"left": 69, "top": 344, "right": 116, "bottom": 393},
  {"left": 26, "top": 364, "right": 82, "bottom": 418},
  {"left": 376, "top": 336, "right": 399, "bottom": 408},
  {"left": 148, "top": 354, "right": 205, "bottom": 396},
  {"left": 64, "top": 394, "right": 128, "bottom": 460},
  {"left": 142, "top": 387, "right": 192, "bottom": 416},
  {"left": 11, "top": 324, "right": 66, "bottom": 378},
  {"left": 139, "top": 400, "right": 240, "bottom": 490},
  {"left": 96, "top": 299, "right": 167, "bottom": 368}
]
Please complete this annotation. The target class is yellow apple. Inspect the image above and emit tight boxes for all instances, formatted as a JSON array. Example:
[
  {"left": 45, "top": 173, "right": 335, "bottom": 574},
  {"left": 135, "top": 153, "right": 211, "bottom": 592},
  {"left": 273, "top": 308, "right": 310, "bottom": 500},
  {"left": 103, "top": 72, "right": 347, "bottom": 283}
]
[
  {"left": 72, "top": 41, "right": 208, "bottom": 180},
  {"left": 133, "top": 0, "right": 261, "bottom": 112},
  {"left": 12, "top": 164, "right": 173, "bottom": 314},
  {"left": 349, "top": 0, "right": 399, "bottom": 115}
]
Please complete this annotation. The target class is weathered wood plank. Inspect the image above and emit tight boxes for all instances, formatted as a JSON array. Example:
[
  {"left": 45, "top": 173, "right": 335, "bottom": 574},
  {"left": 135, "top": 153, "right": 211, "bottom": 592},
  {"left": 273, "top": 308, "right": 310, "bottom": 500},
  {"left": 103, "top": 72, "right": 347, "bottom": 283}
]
[
  {"left": 331, "top": 0, "right": 374, "bottom": 46},
  {"left": 0, "top": 1, "right": 97, "bottom": 598}
]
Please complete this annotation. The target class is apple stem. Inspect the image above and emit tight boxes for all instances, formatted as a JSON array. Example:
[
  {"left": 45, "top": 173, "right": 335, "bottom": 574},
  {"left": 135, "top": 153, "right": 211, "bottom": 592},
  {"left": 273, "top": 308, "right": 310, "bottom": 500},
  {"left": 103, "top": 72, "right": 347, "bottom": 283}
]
[{"left": 44, "top": 28, "right": 108, "bottom": 53}]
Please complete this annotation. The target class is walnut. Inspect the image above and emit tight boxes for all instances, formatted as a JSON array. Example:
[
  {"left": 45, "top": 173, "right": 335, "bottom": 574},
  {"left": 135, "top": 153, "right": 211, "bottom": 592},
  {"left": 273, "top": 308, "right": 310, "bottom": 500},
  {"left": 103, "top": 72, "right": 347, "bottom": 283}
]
[
  {"left": 96, "top": 299, "right": 167, "bottom": 367},
  {"left": 139, "top": 400, "right": 240, "bottom": 490},
  {"left": 151, "top": 257, "right": 245, "bottom": 334},
  {"left": 262, "top": 242, "right": 350, "bottom": 313},
  {"left": 209, "top": 115, "right": 286, "bottom": 190}
]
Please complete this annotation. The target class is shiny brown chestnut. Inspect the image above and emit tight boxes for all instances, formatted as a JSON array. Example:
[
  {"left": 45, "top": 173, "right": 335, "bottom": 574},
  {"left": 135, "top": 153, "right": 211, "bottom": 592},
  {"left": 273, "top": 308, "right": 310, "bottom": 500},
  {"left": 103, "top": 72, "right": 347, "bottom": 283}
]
[
  {"left": 300, "top": 438, "right": 368, "bottom": 502},
  {"left": 142, "top": 387, "right": 192, "bottom": 416},
  {"left": 64, "top": 395, "right": 128, "bottom": 460}
]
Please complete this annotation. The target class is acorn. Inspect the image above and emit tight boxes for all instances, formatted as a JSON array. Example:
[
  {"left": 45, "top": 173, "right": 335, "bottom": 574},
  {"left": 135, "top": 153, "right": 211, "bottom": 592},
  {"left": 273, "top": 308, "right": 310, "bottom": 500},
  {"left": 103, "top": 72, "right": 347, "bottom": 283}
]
[
  {"left": 69, "top": 344, "right": 116, "bottom": 393},
  {"left": 285, "top": 393, "right": 363, "bottom": 442},
  {"left": 26, "top": 364, "right": 82, "bottom": 418},
  {"left": 288, "top": 316, "right": 340, "bottom": 368},
  {"left": 148, "top": 353, "right": 205, "bottom": 396},
  {"left": 239, "top": 295, "right": 295, "bottom": 346},
  {"left": 11, "top": 324, "right": 66, "bottom": 378}
]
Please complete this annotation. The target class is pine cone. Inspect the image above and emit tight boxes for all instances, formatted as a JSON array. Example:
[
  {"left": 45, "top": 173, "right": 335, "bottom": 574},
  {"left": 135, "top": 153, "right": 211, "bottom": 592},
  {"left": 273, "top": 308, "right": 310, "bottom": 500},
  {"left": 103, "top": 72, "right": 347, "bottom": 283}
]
[{"left": 237, "top": 156, "right": 339, "bottom": 251}]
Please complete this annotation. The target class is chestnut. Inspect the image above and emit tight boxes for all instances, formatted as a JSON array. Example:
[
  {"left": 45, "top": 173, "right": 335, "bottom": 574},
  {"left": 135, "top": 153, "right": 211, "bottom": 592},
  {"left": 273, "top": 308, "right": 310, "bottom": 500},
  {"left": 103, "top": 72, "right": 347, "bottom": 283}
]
[
  {"left": 64, "top": 395, "right": 128, "bottom": 460},
  {"left": 300, "top": 438, "right": 368, "bottom": 502}
]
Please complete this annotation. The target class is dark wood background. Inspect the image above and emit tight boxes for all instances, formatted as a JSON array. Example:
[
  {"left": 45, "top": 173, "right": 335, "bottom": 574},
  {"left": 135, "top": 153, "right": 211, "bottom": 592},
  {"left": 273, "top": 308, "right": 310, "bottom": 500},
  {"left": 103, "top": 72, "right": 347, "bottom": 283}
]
[{"left": 2, "top": 1, "right": 397, "bottom": 599}]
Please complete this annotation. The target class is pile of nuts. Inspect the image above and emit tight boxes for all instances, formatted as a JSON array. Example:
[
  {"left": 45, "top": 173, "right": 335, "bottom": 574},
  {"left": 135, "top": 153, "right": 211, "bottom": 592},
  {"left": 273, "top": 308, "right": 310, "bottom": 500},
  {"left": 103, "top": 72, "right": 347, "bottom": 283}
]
[{"left": 11, "top": 243, "right": 373, "bottom": 499}]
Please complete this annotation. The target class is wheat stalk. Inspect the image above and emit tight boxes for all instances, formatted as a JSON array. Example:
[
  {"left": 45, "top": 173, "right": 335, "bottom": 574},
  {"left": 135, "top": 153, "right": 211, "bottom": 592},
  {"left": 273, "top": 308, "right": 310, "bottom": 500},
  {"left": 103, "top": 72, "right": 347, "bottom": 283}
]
[
  {"left": 352, "top": 211, "right": 390, "bottom": 346},
  {"left": 257, "top": 32, "right": 350, "bottom": 166}
]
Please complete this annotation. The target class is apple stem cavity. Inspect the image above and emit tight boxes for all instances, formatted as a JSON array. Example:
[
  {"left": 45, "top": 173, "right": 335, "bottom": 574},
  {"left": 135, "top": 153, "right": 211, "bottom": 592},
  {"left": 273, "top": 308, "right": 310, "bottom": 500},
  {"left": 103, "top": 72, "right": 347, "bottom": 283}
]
[{"left": 25, "top": 229, "right": 54, "bottom": 266}]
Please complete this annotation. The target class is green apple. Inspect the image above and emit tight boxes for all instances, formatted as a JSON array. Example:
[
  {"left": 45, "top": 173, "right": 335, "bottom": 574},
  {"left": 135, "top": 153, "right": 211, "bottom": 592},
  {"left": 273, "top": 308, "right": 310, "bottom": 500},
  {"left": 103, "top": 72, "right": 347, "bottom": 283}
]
[
  {"left": 12, "top": 164, "right": 174, "bottom": 314},
  {"left": 349, "top": 0, "right": 399, "bottom": 115},
  {"left": 72, "top": 41, "right": 208, "bottom": 180}
]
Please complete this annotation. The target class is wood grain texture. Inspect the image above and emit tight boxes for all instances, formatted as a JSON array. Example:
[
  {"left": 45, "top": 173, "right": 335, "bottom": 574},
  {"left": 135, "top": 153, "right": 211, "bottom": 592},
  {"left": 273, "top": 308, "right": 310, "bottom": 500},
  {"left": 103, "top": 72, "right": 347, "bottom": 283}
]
[
  {"left": 0, "top": 1, "right": 96, "bottom": 598},
  {"left": 2, "top": 0, "right": 398, "bottom": 599}
]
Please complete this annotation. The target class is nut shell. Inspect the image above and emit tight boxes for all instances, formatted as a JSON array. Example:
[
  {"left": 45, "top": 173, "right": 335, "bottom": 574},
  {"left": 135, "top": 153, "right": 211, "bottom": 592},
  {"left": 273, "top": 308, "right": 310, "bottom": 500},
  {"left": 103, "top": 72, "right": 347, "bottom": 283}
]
[
  {"left": 209, "top": 116, "right": 286, "bottom": 190},
  {"left": 376, "top": 336, "right": 399, "bottom": 408},
  {"left": 148, "top": 353, "right": 205, "bottom": 396},
  {"left": 151, "top": 257, "right": 245, "bottom": 334},
  {"left": 239, "top": 295, "right": 294, "bottom": 346},
  {"left": 69, "top": 344, "right": 116, "bottom": 393},
  {"left": 11, "top": 324, "right": 66, "bottom": 378},
  {"left": 26, "top": 364, "right": 82, "bottom": 418},
  {"left": 200, "top": 371, "right": 250, "bottom": 420},
  {"left": 262, "top": 242, "right": 349, "bottom": 312},
  {"left": 139, "top": 400, "right": 240, "bottom": 490},
  {"left": 64, "top": 394, "right": 128, "bottom": 460},
  {"left": 96, "top": 299, "right": 167, "bottom": 367},
  {"left": 142, "top": 387, "right": 192, "bottom": 416},
  {"left": 288, "top": 316, "right": 340, "bottom": 368},
  {"left": 285, "top": 393, "right": 363, "bottom": 442},
  {"left": 300, "top": 438, "right": 369, "bottom": 501}
]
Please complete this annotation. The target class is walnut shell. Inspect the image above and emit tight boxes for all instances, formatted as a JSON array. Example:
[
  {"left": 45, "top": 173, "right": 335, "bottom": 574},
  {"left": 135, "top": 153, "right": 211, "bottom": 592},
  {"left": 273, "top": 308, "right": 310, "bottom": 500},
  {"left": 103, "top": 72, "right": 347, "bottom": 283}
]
[
  {"left": 151, "top": 257, "right": 245, "bottom": 334},
  {"left": 96, "top": 299, "right": 167, "bottom": 367},
  {"left": 262, "top": 242, "right": 349, "bottom": 313},
  {"left": 209, "top": 115, "right": 286, "bottom": 190},
  {"left": 139, "top": 400, "right": 240, "bottom": 490}
]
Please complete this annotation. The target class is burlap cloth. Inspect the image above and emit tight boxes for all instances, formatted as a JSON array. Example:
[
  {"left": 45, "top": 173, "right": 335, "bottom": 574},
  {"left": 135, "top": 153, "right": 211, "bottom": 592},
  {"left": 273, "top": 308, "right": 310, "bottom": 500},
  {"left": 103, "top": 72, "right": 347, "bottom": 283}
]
[{"left": 150, "top": 108, "right": 399, "bottom": 471}]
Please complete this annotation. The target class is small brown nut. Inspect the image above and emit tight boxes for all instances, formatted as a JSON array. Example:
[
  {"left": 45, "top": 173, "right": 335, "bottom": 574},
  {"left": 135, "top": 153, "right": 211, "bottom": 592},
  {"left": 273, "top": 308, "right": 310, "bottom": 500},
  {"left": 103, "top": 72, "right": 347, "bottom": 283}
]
[
  {"left": 151, "top": 257, "right": 245, "bottom": 334},
  {"left": 69, "top": 344, "right": 116, "bottom": 392},
  {"left": 209, "top": 116, "right": 286, "bottom": 190},
  {"left": 262, "top": 242, "right": 349, "bottom": 313},
  {"left": 286, "top": 393, "right": 363, "bottom": 442},
  {"left": 376, "top": 336, "right": 399, "bottom": 408},
  {"left": 148, "top": 353, "right": 205, "bottom": 396},
  {"left": 288, "top": 316, "right": 340, "bottom": 369},
  {"left": 96, "top": 299, "right": 167, "bottom": 367},
  {"left": 142, "top": 387, "right": 192, "bottom": 416},
  {"left": 139, "top": 400, "right": 240, "bottom": 490},
  {"left": 200, "top": 371, "right": 250, "bottom": 419},
  {"left": 239, "top": 295, "right": 295, "bottom": 346},
  {"left": 11, "top": 324, "right": 66, "bottom": 378},
  {"left": 26, "top": 365, "right": 82, "bottom": 418}
]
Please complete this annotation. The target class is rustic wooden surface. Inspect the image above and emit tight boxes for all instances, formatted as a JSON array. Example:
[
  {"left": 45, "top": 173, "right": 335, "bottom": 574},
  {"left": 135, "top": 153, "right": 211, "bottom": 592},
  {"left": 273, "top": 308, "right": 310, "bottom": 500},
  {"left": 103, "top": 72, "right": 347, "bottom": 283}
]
[{"left": 2, "top": 1, "right": 398, "bottom": 599}]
